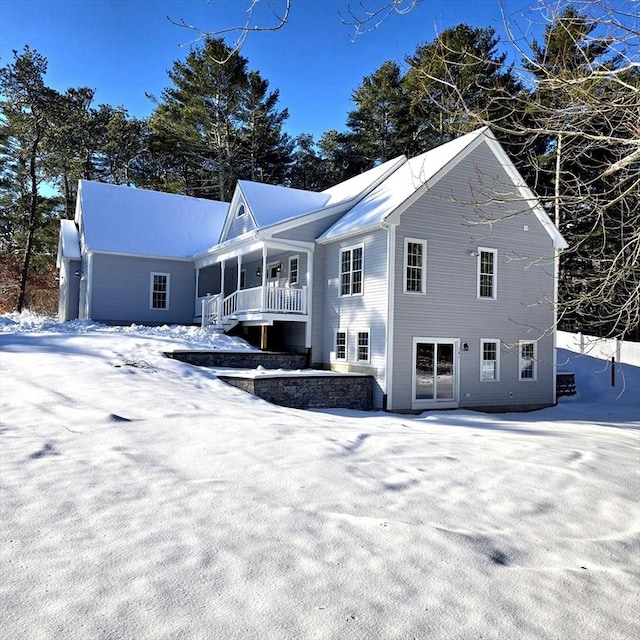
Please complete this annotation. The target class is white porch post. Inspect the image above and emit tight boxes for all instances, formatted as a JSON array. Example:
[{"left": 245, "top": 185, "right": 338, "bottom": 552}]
[
  {"left": 220, "top": 261, "right": 225, "bottom": 298},
  {"left": 261, "top": 246, "right": 267, "bottom": 309},
  {"left": 305, "top": 249, "right": 313, "bottom": 349},
  {"left": 194, "top": 267, "right": 200, "bottom": 317}
]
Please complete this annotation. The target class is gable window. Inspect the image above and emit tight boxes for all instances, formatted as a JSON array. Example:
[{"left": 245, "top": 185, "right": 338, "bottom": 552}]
[
  {"left": 335, "top": 330, "right": 347, "bottom": 360},
  {"left": 357, "top": 330, "right": 370, "bottom": 363},
  {"left": 150, "top": 272, "right": 170, "bottom": 310},
  {"left": 340, "top": 245, "right": 363, "bottom": 296},
  {"left": 404, "top": 238, "right": 427, "bottom": 294},
  {"left": 477, "top": 248, "right": 497, "bottom": 299},
  {"left": 480, "top": 339, "right": 500, "bottom": 381},
  {"left": 237, "top": 203, "right": 246, "bottom": 217},
  {"left": 519, "top": 341, "right": 537, "bottom": 381},
  {"left": 289, "top": 255, "right": 299, "bottom": 285}
]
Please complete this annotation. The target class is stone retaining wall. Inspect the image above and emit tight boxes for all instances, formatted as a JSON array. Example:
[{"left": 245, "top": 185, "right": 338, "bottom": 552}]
[
  {"left": 165, "top": 350, "right": 308, "bottom": 369},
  {"left": 219, "top": 374, "right": 374, "bottom": 410}
]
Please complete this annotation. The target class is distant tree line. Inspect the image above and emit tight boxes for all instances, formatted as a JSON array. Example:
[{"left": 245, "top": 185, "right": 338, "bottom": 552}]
[{"left": 1, "top": 0, "right": 637, "bottom": 339}]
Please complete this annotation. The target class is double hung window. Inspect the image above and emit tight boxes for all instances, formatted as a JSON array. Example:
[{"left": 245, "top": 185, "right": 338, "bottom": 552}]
[
  {"left": 357, "top": 331, "right": 370, "bottom": 363},
  {"left": 519, "top": 341, "right": 537, "bottom": 381},
  {"left": 289, "top": 255, "right": 299, "bottom": 285},
  {"left": 150, "top": 273, "right": 170, "bottom": 310},
  {"left": 404, "top": 238, "right": 427, "bottom": 293},
  {"left": 335, "top": 331, "right": 347, "bottom": 360},
  {"left": 477, "top": 248, "right": 497, "bottom": 299},
  {"left": 340, "top": 245, "right": 363, "bottom": 296},
  {"left": 480, "top": 339, "right": 500, "bottom": 381}
]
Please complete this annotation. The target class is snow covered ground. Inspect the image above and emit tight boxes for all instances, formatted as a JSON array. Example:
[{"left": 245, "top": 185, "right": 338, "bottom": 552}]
[{"left": 1, "top": 313, "right": 638, "bottom": 640}]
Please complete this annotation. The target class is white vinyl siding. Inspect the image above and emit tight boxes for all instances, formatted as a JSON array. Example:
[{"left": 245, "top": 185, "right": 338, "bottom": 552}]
[
  {"left": 404, "top": 238, "right": 426, "bottom": 294},
  {"left": 519, "top": 340, "right": 537, "bottom": 381},
  {"left": 477, "top": 248, "right": 497, "bottom": 299},
  {"left": 150, "top": 272, "right": 170, "bottom": 310},
  {"left": 340, "top": 244, "right": 363, "bottom": 296},
  {"left": 480, "top": 339, "right": 500, "bottom": 381}
]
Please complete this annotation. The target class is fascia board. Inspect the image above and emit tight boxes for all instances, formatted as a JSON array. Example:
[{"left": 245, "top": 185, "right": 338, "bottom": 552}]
[
  {"left": 88, "top": 249, "right": 193, "bottom": 262},
  {"left": 315, "top": 222, "right": 381, "bottom": 245}
]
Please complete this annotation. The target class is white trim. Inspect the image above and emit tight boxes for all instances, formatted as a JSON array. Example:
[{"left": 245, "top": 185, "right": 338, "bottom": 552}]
[
  {"left": 518, "top": 340, "right": 538, "bottom": 381},
  {"left": 339, "top": 243, "right": 364, "bottom": 297},
  {"left": 356, "top": 328, "right": 371, "bottom": 363},
  {"left": 305, "top": 250, "right": 313, "bottom": 349},
  {"left": 477, "top": 247, "right": 498, "bottom": 299},
  {"left": 411, "top": 337, "right": 460, "bottom": 410},
  {"left": 403, "top": 237, "right": 427, "bottom": 294},
  {"left": 385, "top": 223, "right": 396, "bottom": 409},
  {"left": 480, "top": 338, "right": 501, "bottom": 382},
  {"left": 149, "top": 272, "right": 170, "bottom": 310},
  {"left": 288, "top": 254, "right": 299, "bottom": 285}
]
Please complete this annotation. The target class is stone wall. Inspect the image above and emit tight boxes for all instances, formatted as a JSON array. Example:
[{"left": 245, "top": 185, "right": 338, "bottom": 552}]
[
  {"left": 165, "top": 350, "right": 309, "bottom": 369},
  {"left": 219, "top": 374, "right": 374, "bottom": 410}
]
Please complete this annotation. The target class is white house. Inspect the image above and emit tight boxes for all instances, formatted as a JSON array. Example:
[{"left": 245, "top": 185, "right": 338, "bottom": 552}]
[{"left": 58, "top": 127, "right": 567, "bottom": 412}]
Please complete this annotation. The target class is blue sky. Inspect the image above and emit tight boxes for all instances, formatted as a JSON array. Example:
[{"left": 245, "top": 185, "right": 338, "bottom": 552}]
[{"left": 0, "top": 0, "right": 536, "bottom": 139}]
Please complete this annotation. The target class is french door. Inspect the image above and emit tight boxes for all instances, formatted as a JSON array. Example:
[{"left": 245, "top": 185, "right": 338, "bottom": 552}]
[{"left": 412, "top": 338, "right": 459, "bottom": 409}]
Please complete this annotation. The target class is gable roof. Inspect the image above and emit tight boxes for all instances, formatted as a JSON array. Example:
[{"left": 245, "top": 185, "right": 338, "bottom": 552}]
[
  {"left": 238, "top": 181, "right": 331, "bottom": 229},
  {"left": 76, "top": 180, "right": 228, "bottom": 258},
  {"left": 319, "top": 127, "right": 567, "bottom": 249},
  {"left": 319, "top": 128, "right": 487, "bottom": 243},
  {"left": 320, "top": 155, "right": 406, "bottom": 205},
  {"left": 219, "top": 155, "right": 409, "bottom": 242}
]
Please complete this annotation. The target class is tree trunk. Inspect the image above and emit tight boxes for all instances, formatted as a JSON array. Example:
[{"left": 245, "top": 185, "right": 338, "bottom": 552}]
[{"left": 16, "top": 134, "right": 41, "bottom": 312}]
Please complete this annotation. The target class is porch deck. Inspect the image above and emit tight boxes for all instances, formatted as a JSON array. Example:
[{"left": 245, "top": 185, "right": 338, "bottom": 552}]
[{"left": 199, "top": 285, "right": 308, "bottom": 329}]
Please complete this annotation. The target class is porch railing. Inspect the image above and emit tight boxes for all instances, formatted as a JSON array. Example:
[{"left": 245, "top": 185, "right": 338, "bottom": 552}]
[{"left": 201, "top": 285, "right": 307, "bottom": 327}]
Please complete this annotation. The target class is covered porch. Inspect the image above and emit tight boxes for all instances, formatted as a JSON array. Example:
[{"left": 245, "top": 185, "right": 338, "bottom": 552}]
[{"left": 194, "top": 238, "right": 314, "bottom": 347}]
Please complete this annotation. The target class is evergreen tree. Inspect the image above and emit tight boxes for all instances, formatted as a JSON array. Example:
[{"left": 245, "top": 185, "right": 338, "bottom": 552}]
[
  {"left": 404, "top": 24, "right": 521, "bottom": 150},
  {"left": 346, "top": 60, "right": 413, "bottom": 164},
  {"left": 149, "top": 37, "right": 292, "bottom": 201},
  {"left": 0, "top": 47, "right": 61, "bottom": 312}
]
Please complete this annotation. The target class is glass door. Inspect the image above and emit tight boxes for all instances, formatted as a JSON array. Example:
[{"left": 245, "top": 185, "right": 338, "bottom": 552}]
[{"left": 413, "top": 339, "right": 459, "bottom": 408}]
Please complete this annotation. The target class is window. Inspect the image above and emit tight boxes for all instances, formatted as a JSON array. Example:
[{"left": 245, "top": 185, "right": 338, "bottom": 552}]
[
  {"left": 289, "top": 255, "right": 299, "bottom": 285},
  {"left": 357, "top": 330, "right": 370, "bottom": 362},
  {"left": 480, "top": 339, "right": 500, "bottom": 381},
  {"left": 477, "top": 248, "right": 497, "bottom": 299},
  {"left": 335, "top": 330, "right": 347, "bottom": 360},
  {"left": 237, "top": 203, "right": 246, "bottom": 217},
  {"left": 340, "top": 245, "right": 363, "bottom": 296},
  {"left": 519, "top": 341, "right": 537, "bottom": 381},
  {"left": 150, "top": 272, "right": 169, "bottom": 310},
  {"left": 404, "top": 238, "right": 426, "bottom": 293}
]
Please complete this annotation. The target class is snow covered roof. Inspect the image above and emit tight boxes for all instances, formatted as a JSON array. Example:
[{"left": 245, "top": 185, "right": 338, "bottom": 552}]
[
  {"left": 319, "top": 128, "right": 487, "bottom": 242},
  {"left": 77, "top": 181, "right": 228, "bottom": 258},
  {"left": 238, "top": 181, "right": 331, "bottom": 229},
  {"left": 58, "top": 219, "right": 81, "bottom": 262},
  {"left": 321, "top": 155, "right": 406, "bottom": 205},
  {"left": 233, "top": 157, "right": 407, "bottom": 234}
]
